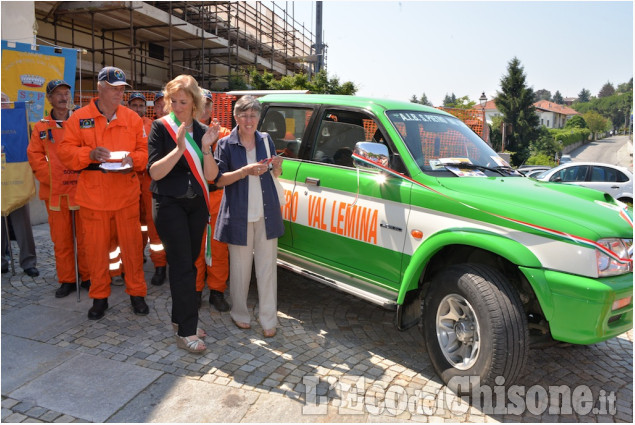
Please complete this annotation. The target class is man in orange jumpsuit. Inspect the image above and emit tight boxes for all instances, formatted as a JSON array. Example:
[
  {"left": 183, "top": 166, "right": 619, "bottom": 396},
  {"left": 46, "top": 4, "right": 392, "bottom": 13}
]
[
  {"left": 27, "top": 79, "right": 90, "bottom": 298},
  {"left": 58, "top": 66, "right": 149, "bottom": 320},
  {"left": 128, "top": 92, "right": 167, "bottom": 286},
  {"left": 195, "top": 90, "right": 231, "bottom": 311}
]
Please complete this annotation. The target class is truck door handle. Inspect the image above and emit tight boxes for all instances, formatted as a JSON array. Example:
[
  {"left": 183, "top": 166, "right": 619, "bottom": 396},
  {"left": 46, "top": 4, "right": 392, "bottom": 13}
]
[
  {"left": 611, "top": 185, "right": 620, "bottom": 189},
  {"left": 305, "top": 177, "right": 320, "bottom": 186}
]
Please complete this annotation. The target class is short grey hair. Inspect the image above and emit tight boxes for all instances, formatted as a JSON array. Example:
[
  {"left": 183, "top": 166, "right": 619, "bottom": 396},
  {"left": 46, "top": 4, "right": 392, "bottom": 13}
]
[{"left": 233, "top": 95, "right": 261, "bottom": 115}]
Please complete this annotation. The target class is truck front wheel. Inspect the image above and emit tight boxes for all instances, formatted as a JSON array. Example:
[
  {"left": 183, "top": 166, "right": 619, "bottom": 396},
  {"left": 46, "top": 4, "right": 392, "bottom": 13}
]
[{"left": 422, "top": 264, "right": 528, "bottom": 392}]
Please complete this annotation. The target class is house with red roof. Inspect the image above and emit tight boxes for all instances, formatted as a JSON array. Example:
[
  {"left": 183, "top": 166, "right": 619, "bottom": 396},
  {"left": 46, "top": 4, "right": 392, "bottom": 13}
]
[
  {"left": 483, "top": 99, "right": 580, "bottom": 129},
  {"left": 533, "top": 100, "right": 580, "bottom": 129}
]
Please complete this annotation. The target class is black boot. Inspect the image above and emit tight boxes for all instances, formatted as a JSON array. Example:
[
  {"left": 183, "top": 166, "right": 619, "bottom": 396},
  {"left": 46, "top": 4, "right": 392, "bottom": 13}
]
[
  {"left": 55, "top": 282, "right": 76, "bottom": 298},
  {"left": 209, "top": 290, "right": 230, "bottom": 312},
  {"left": 88, "top": 298, "right": 108, "bottom": 320},
  {"left": 130, "top": 296, "right": 149, "bottom": 315},
  {"left": 151, "top": 266, "right": 166, "bottom": 286}
]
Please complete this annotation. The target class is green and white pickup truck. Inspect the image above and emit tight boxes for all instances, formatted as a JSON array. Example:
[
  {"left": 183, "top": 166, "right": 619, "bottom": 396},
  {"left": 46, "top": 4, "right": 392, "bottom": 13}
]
[{"left": 257, "top": 94, "right": 633, "bottom": 389}]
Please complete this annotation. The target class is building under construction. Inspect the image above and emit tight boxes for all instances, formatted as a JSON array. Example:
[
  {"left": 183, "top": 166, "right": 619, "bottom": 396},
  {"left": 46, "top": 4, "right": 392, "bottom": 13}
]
[{"left": 33, "top": 1, "right": 319, "bottom": 92}]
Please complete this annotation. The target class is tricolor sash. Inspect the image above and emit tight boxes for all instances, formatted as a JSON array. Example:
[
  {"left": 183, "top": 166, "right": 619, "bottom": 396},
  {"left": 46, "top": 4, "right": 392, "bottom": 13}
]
[{"left": 161, "top": 112, "right": 213, "bottom": 265}]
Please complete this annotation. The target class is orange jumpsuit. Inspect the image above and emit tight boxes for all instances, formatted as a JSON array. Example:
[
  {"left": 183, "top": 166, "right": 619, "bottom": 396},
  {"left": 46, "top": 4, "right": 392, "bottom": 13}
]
[
  {"left": 109, "top": 220, "right": 123, "bottom": 277},
  {"left": 195, "top": 127, "right": 231, "bottom": 293},
  {"left": 57, "top": 98, "right": 148, "bottom": 300},
  {"left": 139, "top": 116, "right": 166, "bottom": 268},
  {"left": 27, "top": 115, "right": 90, "bottom": 284}
]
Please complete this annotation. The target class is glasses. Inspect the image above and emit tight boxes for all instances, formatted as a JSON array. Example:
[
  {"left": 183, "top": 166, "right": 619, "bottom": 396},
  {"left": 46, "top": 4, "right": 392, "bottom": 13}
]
[{"left": 236, "top": 113, "right": 260, "bottom": 120}]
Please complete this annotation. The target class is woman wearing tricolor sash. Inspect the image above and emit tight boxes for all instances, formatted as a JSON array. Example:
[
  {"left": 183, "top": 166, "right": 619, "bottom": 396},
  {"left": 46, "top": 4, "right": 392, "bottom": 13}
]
[{"left": 147, "top": 75, "right": 220, "bottom": 354}]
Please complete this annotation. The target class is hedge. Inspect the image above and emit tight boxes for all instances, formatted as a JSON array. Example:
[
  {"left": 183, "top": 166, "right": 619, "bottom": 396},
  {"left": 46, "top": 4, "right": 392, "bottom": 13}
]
[{"left": 548, "top": 128, "right": 591, "bottom": 147}]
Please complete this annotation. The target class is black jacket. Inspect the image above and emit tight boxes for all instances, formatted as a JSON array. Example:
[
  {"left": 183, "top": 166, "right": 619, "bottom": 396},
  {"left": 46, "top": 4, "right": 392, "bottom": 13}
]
[{"left": 147, "top": 118, "right": 209, "bottom": 198}]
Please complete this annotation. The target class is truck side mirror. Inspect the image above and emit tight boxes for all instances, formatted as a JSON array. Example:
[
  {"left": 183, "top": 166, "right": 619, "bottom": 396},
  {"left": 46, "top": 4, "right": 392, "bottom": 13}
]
[{"left": 353, "top": 142, "right": 389, "bottom": 171}]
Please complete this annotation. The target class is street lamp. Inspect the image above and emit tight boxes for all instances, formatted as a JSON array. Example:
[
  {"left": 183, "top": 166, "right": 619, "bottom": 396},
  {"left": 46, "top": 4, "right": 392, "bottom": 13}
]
[{"left": 479, "top": 92, "right": 487, "bottom": 141}]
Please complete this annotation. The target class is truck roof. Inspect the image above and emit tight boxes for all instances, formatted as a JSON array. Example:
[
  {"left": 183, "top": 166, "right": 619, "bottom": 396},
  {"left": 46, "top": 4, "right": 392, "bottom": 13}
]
[{"left": 258, "top": 94, "right": 446, "bottom": 116}]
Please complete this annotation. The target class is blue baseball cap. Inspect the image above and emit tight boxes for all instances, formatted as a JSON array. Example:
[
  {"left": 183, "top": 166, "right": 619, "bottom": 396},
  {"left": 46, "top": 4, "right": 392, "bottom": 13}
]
[
  {"left": 202, "top": 89, "right": 213, "bottom": 101},
  {"left": 154, "top": 91, "right": 164, "bottom": 100},
  {"left": 46, "top": 79, "right": 71, "bottom": 95},
  {"left": 128, "top": 92, "right": 146, "bottom": 103},
  {"left": 97, "top": 66, "right": 130, "bottom": 86}
]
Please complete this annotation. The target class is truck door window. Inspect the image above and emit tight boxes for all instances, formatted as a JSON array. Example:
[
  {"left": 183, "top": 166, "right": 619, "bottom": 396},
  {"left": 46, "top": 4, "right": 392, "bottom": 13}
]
[
  {"left": 261, "top": 107, "right": 313, "bottom": 157},
  {"left": 311, "top": 110, "right": 382, "bottom": 167}
]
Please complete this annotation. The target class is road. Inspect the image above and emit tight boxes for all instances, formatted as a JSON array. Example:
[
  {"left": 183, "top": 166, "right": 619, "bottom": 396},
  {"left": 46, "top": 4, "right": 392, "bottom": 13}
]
[
  {"left": 569, "top": 135, "right": 633, "bottom": 170},
  {"left": 1, "top": 223, "right": 633, "bottom": 422}
]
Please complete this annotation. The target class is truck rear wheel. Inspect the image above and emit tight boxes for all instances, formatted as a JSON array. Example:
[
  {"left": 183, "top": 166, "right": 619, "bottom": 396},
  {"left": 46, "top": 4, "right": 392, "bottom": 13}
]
[{"left": 422, "top": 264, "right": 528, "bottom": 393}]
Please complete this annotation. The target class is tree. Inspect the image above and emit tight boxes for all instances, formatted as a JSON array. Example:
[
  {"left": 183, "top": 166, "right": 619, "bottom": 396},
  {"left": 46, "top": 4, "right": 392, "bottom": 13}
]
[
  {"left": 247, "top": 68, "right": 357, "bottom": 95},
  {"left": 564, "top": 115, "right": 586, "bottom": 129},
  {"left": 418, "top": 92, "right": 433, "bottom": 106},
  {"left": 442, "top": 94, "right": 475, "bottom": 109},
  {"left": 443, "top": 93, "right": 457, "bottom": 107},
  {"left": 228, "top": 72, "right": 249, "bottom": 90},
  {"left": 494, "top": 57, "right": 539, "bottom": 165},
  {"left": 583, "top": 111, "right": 608, "bottom": 140},
  {"left": 307, "top": 70, "right": 357, "bottom": 94},
  {"left": 444, "top": 95, "right": 475, "bottom": 109},
  {"left": 534, "top": 89, "right": 552, "bottom": 102},
  {"left": 410, "top": 95, "right": 419, "bottom": 104},
  {"left": 552, "top": 90, "right": 564, "bottom": 104},
  {"left": 617, "top": 78, "right": 633, "bottom": 94},
  {"left": 573, "top": 85, "right": 632, "bottom": 132},
  {"left": 489, "top": 115, "right": 504, "bottom": 152},
  {"left": 529, "top": 126, "right": 560, "bottom": 161},
  {"left": 598, "top": 82, "right": 615, "bottom": 98},
  {"left": 527, "top": 126, "right": 562, "bottom": 165},
  {"left": 577, "top": 88, "right": 591, "bottom": 103}
]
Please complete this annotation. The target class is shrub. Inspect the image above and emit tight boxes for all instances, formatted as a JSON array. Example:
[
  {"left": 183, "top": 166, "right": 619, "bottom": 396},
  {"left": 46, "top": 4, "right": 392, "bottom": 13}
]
[
  {"left": 549, "top": 128, "right": 591, "bottom": 147},
  {"left": 525, "top": 153, "right": 557, "bottom": 167}
]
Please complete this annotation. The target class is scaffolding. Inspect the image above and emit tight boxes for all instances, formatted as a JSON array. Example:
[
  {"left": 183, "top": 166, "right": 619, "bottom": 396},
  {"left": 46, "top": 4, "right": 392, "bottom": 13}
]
[{"left": 33, "top": 1, "right": 316, "bottom": 91}]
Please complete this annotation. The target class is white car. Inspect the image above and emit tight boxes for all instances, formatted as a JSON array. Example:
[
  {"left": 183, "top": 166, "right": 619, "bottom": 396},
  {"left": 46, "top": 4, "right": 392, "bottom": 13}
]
[{"left": 536, "top": 162, "right": 633, "bottom": 205}]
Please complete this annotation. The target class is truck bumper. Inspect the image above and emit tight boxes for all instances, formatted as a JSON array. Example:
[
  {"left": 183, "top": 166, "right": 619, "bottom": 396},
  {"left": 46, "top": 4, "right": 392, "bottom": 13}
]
[{"left": 520, "top": 267, "right": 633, "bottom": 344}]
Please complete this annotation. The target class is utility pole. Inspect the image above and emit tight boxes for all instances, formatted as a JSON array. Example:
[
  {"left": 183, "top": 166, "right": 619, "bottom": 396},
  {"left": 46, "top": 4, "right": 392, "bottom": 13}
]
[{"left": 314, "top": 1, "right": 324, "bottom": 74}]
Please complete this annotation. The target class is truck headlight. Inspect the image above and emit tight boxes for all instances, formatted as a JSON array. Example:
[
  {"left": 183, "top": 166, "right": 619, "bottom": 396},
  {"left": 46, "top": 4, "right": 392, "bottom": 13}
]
[{"left": 596, "top": 238, "right": 633, "bottom": 277}]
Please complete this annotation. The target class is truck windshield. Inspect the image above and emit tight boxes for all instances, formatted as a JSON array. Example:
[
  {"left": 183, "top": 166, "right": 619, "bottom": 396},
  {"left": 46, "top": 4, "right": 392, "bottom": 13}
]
[{"left": 387, "top": 110, "right": 512, "bottom": 175}]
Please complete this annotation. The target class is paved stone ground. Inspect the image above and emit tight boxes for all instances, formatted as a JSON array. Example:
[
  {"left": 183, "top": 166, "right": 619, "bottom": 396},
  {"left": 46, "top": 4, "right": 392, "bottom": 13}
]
[{"left": 1, "top": 223, "right": 632, "bottom": 422}]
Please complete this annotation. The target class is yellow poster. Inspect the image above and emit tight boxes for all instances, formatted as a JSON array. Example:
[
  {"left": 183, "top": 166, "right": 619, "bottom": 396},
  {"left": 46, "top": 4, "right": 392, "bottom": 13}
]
[
  {"left": 1, "top": 41, "right": 76, "bottom": 215},
  {"left": 1, "top": 49, "right": 65, "bottom": 124}
]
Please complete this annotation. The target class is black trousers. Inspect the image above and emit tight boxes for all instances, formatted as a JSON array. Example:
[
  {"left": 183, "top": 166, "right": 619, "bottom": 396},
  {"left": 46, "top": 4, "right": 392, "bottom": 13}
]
[{"left": 154, "top": 194, "right": 208, "bottom": 337}]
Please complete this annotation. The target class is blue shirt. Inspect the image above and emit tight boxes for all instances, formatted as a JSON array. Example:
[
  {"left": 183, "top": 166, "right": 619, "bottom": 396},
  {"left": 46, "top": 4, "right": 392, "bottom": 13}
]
[{"left": 214, "top": 127, "right": 284, "bottom": 245}]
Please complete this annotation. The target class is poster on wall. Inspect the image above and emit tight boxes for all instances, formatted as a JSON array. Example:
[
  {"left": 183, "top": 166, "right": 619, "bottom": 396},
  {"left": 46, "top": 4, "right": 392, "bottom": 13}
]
[
  {"left": 1, "top": 40, "right": 77, "bottom": 124},
  {"left": 1, "top": 40, "right": 77, "bottom": 215}
]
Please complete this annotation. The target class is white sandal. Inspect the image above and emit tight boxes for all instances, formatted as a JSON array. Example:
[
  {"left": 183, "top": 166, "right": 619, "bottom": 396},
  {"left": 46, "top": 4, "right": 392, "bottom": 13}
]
[
  {"left": 175, "top": 335, "right": 207, "bottom": 353},
  {"left": 172, "top": 323, "right": 207, "bottom": 338}
]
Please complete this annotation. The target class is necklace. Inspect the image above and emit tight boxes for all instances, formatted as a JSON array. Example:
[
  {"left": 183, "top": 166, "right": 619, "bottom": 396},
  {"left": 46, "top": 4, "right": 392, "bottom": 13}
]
[{"left": 184, "top": 122, "right": 193, "bottom": 129}]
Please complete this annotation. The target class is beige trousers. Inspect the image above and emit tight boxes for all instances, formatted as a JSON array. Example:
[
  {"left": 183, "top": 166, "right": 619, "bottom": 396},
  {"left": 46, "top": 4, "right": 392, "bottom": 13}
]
[{"left": 228, "top": 217, "right": 278, "bottom": 330}]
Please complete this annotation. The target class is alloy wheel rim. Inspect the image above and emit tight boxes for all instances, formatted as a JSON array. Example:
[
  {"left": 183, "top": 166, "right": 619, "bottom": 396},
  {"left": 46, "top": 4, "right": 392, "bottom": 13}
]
[{"left": 435, "top": 294, "right": 481, "bottom": 370}]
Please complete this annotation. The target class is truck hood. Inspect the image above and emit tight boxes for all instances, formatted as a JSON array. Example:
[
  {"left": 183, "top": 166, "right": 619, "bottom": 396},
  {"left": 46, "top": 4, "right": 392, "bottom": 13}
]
[{"left": 429, "top": 176, "right": 632, "bottom": 241}]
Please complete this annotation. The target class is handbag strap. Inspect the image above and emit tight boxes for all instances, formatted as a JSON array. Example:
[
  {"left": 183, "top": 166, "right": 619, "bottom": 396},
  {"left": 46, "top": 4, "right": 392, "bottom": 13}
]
[{"left": 261, "top": 132, "right": 274, "bottom": 170}]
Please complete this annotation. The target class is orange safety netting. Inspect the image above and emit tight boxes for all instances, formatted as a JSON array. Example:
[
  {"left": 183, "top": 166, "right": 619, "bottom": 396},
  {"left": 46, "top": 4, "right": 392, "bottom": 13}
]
[
  {"left": 73, "top": 91, "right": 161, "bottom": 118},
  {"left": 210, "top": 92, "right": 236, "bottom": 130},
  {"left": 72, "top": 91, "right": 238, "bottom": 127},
  {"left": 437, "top": 107, "right": 488, "bottom": 142}
]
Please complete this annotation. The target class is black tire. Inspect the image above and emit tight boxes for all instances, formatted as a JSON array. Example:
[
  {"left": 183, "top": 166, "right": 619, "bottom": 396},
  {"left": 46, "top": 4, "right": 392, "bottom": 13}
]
[{"left": 422, "top": 264, "right": 528, "bottom": 393}]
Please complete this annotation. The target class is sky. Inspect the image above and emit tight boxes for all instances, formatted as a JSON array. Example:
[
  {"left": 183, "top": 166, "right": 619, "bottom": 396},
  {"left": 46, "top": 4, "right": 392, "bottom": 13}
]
[{"left": 270, "top": 0, "right": 633, "bottom": 106}]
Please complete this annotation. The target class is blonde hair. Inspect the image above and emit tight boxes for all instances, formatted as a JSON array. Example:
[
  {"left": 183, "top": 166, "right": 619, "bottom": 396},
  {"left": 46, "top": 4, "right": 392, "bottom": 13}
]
[{"left": 163, "top": 75, "right": 204, "bottom": 117}]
